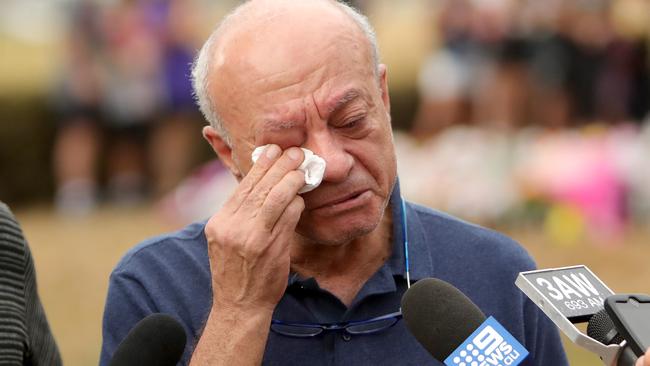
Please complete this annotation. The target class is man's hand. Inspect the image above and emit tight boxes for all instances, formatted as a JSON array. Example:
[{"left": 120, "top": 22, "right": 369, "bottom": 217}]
[
  {"left": 637, "top": 348, "right": 650, "bottom": 366},
  {"left": 190, "top": 145, "right": 305, "bottom": 366},
  {"left": 205, "top": 144, "right": 305, "bottom": 312}
]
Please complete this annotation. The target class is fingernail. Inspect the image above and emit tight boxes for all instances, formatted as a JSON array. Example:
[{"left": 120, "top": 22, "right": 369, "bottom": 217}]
[
  {"left": 265, "top": 144, "right": 280, "bottom": 159},
  {"left": 288, "top": 147, "right": 302, "bottom": 160}
]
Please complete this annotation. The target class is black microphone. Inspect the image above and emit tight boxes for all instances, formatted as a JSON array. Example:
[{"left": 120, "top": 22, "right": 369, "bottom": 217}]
[
  {"left": 516, "top": 265, "right": 647, "bottom": 366},
  {"left": 401, "top": 278, "right": 486, "bottom": 361},
  {"left": 401, "top": 278, "right": 528, "bottom": 366},
  {"left": 109, "top": 313, "right": 187, "bottom": 366},
  {"left": 587, "top": 309, "right": 638, "bottom": 366}
]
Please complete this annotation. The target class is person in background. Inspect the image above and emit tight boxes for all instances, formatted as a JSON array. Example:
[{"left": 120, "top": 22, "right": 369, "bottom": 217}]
[
  {"left": 53, "top": 0, "right": 203, "bottom": 214},
  {"left": 0, "top": 202, "right": 61, "bottom": 365},
  {"left": 52, "top": 1, "right": 104, "bottom": 214}
]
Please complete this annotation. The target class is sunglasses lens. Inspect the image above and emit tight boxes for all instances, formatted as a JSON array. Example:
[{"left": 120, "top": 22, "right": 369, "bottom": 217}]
[{"left": 271, "top": 323, "right": 323, "bottom": 337}]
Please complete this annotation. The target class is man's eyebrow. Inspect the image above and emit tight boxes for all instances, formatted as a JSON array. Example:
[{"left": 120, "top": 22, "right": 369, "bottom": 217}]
[
  {"left": 258, "top": 89, "right": 363, "bottom": 133},
  {"left": 327, "top": 89, "right": 362, "bottom": 114},
  {"left": 259, "top": 119, "right": 301, "bottom": 133}
]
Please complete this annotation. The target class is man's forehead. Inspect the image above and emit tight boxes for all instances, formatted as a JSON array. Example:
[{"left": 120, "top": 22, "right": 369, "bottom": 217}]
[
  {"left": 221, "top": 0, "right": 351, "bottom": 33},
  {"left": 211, "top": 0, "right": 371, "bottom": 84},
  {"left": 215, "top": 19, "right": 366, "bottom": 80},
  {"left": 256, "top": 86, "right": 366, "bottom": 132},
  {"left": 214, "top": 0, "right": 361, "bottom": 52},
  {"left": 208, "top": 0, "right": 376, "bottom": 139}
]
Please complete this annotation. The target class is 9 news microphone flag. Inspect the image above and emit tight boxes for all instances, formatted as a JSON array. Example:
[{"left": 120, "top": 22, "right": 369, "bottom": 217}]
[
  {"left": 401, "top": 278, "right": 529, "bottom": 366},
  {"left": 444, "top": 317, "right": 528, "bottom": 366}
]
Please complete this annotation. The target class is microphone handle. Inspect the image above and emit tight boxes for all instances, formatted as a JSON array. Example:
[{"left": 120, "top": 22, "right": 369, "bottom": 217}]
[{"left": 617, "top": 346, "right": 638, "bottom": 366}]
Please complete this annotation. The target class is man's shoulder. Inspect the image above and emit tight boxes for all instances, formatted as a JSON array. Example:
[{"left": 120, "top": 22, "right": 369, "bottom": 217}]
[
  {"left": 102, "top": 221, "right": 213, "bottom": 366},
  {"left": 405, "top": 202, "right": 540, "bottom": 330},
  {"left": 112, "top": 220, "right": 208, "bottom": 277},
  {"left": 0, "top": 201, "right": 11, "bottom": 217},
  {"left": 407, "top": 201, "right": 535, "bottom": 272},
  {"left": 0, "top": 201, "right": 23, "bottom": 236}
]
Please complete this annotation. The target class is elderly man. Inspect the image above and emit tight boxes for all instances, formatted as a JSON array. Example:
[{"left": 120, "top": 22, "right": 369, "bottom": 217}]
[{"left": 100, "top": 1, "right": 568, "bottom": 365}]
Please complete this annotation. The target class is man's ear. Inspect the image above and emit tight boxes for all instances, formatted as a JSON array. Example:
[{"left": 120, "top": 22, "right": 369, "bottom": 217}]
[
  {"left": 202, "top": 126, "right": 243, "bottom": 179},
  {"left": 378, "top": 64, "right": 391, "bottom": 116}
]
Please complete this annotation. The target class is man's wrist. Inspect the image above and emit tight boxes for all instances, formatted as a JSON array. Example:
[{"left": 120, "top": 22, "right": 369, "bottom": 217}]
[
  {"left": 209, "top": 302, "right": 275, "bottom": 332},
  {"left": 190, "top": 303, "right": 274, "bottom": 365}
]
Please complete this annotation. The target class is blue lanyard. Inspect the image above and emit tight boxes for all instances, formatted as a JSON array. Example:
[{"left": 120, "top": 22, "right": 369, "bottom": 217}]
[{"left": 401, "top": 197, "right": 411, "bottom": 288}]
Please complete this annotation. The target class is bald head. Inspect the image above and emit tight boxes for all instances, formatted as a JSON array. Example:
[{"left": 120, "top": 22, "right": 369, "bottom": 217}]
[{"left": 191, "top": 0, "right": 380, "bottom": 143}]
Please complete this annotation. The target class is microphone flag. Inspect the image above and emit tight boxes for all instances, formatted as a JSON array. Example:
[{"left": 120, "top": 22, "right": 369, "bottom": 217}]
[{"left": 444, "top": 316, "right": 528, "bottom": 366}]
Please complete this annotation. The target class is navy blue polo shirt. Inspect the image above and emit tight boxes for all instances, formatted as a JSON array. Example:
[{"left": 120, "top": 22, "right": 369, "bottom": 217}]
[{"left": 100, "top": 184, "right": 568, "bottom": 365}]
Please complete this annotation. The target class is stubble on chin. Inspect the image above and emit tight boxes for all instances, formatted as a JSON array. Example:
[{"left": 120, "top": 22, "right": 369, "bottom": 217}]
[{"left": 295, "top": 203, "right": 389, "bottom": 247}]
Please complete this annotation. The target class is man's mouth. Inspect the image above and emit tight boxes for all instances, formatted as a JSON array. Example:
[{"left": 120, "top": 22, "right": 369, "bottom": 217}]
[{"left": 309, "top": 189, "right": 371, "bottom": 212}]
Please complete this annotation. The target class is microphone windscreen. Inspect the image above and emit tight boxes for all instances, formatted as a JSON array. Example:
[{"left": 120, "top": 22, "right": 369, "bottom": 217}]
[
  {"left": 401, "top": 278, "right": 486, "bottom": 361},
  {"left": 587, "top": 309, "right": 639, "bottom": 365},
  {"left": 587, "top": 309, "right": 624, "bottom": 345},
  {"left": 109, "top": 313, "right": 187, "bottom": 366}
]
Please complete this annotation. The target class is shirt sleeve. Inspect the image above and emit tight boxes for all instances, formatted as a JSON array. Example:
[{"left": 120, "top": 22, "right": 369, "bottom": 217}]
[
  {"left": 100, "top": 269, "right": 157, "bottom": 366},
  {"left": 0, "top": 202, "right": 62, "bottom": 366},
  {"left": 23, "top": 243, "right": 63, "bottom": 366}
]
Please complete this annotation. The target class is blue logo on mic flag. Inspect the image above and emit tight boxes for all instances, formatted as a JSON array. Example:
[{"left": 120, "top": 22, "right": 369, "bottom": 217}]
[{"left": 444, "top": 317, "right": 528, "bottom": 366}]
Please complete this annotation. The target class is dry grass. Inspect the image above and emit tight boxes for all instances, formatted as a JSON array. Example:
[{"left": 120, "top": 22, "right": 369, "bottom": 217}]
[
  {"left": 12, "top": 205, "right": 650, "bottom": 365},
  {"left": 15, "top": 205, "right": 168, "bottom": 365}
]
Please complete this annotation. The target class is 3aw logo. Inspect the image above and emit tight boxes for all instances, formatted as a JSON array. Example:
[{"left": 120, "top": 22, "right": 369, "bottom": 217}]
[{"left": 444, "top": 317, "right": 529, "bottom": 366}]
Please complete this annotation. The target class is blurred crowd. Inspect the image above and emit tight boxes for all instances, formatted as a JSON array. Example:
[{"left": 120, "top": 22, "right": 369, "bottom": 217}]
[
  {"left": 404, "top": 0, "right": 650, "bottom": 244},
  {"left": 2, "top": 0, "right": 650, "bottom": 241},
  {"left": 413, "top": 0, "right": 650, "bottom": 134},
  {"left": 51, "top": 0, "right": 206, "bottom": 214},
  {"left": 396, "top": 123, "right": 650, "bottom": 245}
]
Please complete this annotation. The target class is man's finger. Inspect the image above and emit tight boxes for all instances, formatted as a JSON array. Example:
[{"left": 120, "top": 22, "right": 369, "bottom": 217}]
[
  {"left": 638, "top": 347, "right": 650, "bottom": 366},
  {"left": 241, "top": 147, "right": 304, "bottom": 211},
  {"left": 269, "top": 195, "right": 305, "bottom": 244},
  {"left": 224, "top": 144, "right": 282, "bottom": 211},
  {"left": 258, "top": 170, "right": 305, "bottom": 230}
]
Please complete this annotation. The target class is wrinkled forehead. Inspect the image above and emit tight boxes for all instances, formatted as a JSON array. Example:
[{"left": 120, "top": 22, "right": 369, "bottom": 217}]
[{"left": 208, "top": 3, "right": 376, "bottom": 139}]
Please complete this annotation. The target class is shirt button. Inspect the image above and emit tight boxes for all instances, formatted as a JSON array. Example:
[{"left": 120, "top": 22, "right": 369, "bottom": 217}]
[{"left": 342, "top": 333, "right": 352, "bottom": 341}]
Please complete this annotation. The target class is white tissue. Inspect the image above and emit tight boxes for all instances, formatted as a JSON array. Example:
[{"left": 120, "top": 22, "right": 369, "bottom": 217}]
[{"left": 251, "top": 145, "right": 326, "bottom": 194}]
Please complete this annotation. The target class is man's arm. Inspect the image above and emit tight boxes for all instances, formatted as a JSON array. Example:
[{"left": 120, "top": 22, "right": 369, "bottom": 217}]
[
  {"left": 189, "top": 306, "right": 273, "bottom": 365},
  {"left": 189, "top": 145, "right": 305, "bottom": 366}
]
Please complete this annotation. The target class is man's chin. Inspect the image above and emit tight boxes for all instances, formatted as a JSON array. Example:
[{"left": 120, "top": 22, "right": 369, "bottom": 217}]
[{"left": 295, "top": 217, "right": 380, "bottom": 246}]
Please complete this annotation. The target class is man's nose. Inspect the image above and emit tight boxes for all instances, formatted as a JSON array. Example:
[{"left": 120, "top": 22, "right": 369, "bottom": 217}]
[{"left": 304, "top": 132, "right": 353, "bottom": 183}]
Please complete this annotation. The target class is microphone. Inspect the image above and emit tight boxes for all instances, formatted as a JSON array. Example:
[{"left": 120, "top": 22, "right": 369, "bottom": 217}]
[
  {"left": 515, "top": 265, "right": 629, "bottom": 366},
  {"left": 401, "top": 278, "right": 528, "bottom": 366},
  {"left": 587, "top": 309, "right": 638, "bottom": 366},
  {"left": 109, "top": 313, "right": 187, "bottom": 366}
]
